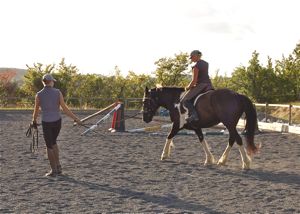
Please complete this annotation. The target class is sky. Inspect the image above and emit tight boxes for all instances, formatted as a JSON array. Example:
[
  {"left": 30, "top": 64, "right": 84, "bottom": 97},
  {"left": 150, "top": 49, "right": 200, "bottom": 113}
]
[{"left": 1, "top": 0, "right": 299, "bottom": 77}]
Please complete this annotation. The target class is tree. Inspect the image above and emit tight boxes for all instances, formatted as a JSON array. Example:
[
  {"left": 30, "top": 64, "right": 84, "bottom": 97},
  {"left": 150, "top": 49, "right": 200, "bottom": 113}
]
[
  {"left": 124, "top": 71, "right": 156, "bottom": 99},
  {"left": 0, "top": 81, "right": 19, "bottom": 106},
  {"left": 230, "top": 51, "right": 277, "bottom": 102},
  {"left": 21, "top": 63, "right": 55, "bottom": 96},
  {"left": 211, "top": 70, "right": 232, "bottom": 89},
  {"left": 274, "top": 43, "right": 300, "bottom": 102},
  {"left": 154, "top": 52, "right": 190, "bottom": 87},
  {"left": 54, "top": 58, "right": 79, "bottom": 98}
]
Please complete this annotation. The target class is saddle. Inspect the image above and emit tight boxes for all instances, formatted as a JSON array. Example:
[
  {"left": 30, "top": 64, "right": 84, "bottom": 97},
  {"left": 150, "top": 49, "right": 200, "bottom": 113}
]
[{"left": 179, "top": 89, "right": 214, "bottom": 114}]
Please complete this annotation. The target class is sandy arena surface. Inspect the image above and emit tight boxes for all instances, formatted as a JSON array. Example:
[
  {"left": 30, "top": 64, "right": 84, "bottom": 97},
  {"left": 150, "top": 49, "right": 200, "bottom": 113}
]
[{"left": 0, "top": 110, "right": 300, "bottom": 213}]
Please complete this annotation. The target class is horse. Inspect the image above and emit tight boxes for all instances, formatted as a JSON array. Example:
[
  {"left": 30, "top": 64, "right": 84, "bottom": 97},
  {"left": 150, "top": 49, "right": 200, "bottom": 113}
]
[{"left": 142, "top": 86, "right": 260, "bottom": 169}]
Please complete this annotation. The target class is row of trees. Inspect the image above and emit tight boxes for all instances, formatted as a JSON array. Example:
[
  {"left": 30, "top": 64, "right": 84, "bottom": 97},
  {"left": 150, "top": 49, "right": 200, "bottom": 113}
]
[
  {"left": 1, "top": 43, "right": 299, "bottom": 108},
  {"left": 214, "top": 43, "right": 300, "bottom": 103}
]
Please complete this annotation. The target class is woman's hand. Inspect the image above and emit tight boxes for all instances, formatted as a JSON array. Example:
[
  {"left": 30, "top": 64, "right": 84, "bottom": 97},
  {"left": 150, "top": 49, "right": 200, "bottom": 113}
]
[{"left": 74, "top": 118, "right": 83, "bottom": 125}]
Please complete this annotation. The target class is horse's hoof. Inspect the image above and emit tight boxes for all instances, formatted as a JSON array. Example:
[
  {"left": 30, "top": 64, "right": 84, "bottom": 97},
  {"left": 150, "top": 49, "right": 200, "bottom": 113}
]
[
  {"left": 242, "top": 163, "right": 251, "bottom": 170},
  {"left": 161, "top": 155, "right": 168, "bottom": 160},
  {"left": 204, "top": 160, "right": 215, "bottom": 166},
  {"left": 217, "top": 161, "right": 226, "bottom": 166}
]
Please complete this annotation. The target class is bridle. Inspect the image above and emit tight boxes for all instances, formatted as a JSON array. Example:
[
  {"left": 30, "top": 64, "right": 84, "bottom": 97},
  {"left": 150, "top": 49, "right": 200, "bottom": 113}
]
[{"left": 142, "top": 95, "right": 159, "bottom": 116}]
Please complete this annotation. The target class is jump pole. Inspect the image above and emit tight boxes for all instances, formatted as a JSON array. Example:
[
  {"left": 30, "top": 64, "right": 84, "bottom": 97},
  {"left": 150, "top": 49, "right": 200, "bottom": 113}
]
[
  {"left": 74, "top": 102, "right": 117, "bottom": 126},
  {"left": 81, "top": 103, "right": 121, "bottom": 136},
  {"left": 127, "top": 124, "right": 172, "bottom": 133}
]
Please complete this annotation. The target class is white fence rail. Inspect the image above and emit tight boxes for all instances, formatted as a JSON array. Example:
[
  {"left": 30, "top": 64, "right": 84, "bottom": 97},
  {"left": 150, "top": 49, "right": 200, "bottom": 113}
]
[{"left": 254, "top": 103, "right": 300, "bottom": 125}]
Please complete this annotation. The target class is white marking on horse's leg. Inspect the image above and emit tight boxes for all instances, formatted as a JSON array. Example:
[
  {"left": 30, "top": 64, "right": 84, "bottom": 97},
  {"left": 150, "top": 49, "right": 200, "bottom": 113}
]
[
  {"left": 217, "top": 144, "right": 232, "bottom": 166},
  {"left": 161, "top": 138, "right": 173, "bottom": 160},
  {"left": 239, "top": 145, "right": 252, "bottom": 169},
  {"left": 202, "top": 140, "right": 216, "bottom": 165}
]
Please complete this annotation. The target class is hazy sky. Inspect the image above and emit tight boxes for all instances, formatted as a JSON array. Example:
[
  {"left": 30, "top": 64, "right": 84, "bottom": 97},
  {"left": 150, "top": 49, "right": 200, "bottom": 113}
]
[{"left": 1, "top": 0, "right": 299, "bottom": 77}]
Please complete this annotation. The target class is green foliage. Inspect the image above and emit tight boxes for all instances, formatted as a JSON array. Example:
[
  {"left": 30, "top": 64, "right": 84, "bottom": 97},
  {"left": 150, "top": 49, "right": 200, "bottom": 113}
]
[
  {"left": 21, "top": 58, "right": 79, "bottom": 98},
  {"left": 221, "top": 43, "right": 300, "bottom": 103},
  {"left": 21, "top": 63, "right": 54, "bottom": 96},
  {"left": 124, "top": 71, "right": 156, "bottom": 98},
  {"left": 274, "top": 45, "right": 300, "bottom": 102},
  {"left": 231, "top": 52, "right": 279, "bottom": 102},
  {"left": 154, "top": 52, "right": 190, "bottom": 87},
  {"left": 54, "top": 58, "right": 79, "bottom": 97},
  {"left": 3, "top": 43, "right": 300, "bottom": 108},
  {"left": 211, "top": 70, "right": 232, "bottom": 89}
]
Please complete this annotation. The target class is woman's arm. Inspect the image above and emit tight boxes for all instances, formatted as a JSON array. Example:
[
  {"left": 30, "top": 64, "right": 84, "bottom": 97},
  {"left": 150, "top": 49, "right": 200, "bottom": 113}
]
[
  {"left": 59, "top": 92, "right": 81, "bottom": 123},
  {"left": 186, "top": 67, "right": 199, "bottom": 90},
  {"left": 32, "top": 95, "right": 40, "bottom": 122}
]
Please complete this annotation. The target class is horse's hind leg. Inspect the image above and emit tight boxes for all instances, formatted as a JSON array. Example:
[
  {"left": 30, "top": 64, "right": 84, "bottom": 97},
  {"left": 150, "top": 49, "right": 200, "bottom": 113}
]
[
  {"left": 217, "top": 128, "right": 235, "bottom": 166},
  {"left": 218, "top": 128, "right": 251, "bottom": 169},
  {"left": 235, "top": 133, "right": 251, "bottom": 169},
  {"left": 217, "top": 143, "right": 232, "bottom": 166},
  {"left": 195, "top": 129, "right": 215, "bottom": 165}
]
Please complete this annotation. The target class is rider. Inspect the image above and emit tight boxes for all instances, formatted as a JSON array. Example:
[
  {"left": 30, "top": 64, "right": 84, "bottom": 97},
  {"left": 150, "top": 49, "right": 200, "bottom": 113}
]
[{"left": 181, "top": 50, "right": 214, "bottom": 123}]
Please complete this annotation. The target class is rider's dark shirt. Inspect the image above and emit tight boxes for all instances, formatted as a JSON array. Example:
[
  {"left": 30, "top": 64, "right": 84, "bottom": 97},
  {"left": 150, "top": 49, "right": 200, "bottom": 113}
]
[{"left": 193, "top": 59, "right": 212, "bottom": 85}]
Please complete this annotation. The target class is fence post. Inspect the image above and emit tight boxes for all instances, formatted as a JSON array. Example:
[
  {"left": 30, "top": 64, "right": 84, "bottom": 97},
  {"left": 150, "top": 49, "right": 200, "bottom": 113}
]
[
  {"left": 289, "top": 104, "right": 292, "bottom": 125},
  {"left": 124, "top": 98, "right": 128, "bottom": 110},
  {"left": 265, "top": 103, "right": 268, "bottom": 122},
  {"left": 79, "top": 97, "right": 83, "bottom": 110}
]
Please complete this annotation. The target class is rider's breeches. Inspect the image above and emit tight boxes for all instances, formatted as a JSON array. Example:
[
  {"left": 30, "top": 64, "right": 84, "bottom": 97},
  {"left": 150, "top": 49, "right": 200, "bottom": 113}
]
[{"left": 181, "top": 83, "right": 208, "bottom": 105}]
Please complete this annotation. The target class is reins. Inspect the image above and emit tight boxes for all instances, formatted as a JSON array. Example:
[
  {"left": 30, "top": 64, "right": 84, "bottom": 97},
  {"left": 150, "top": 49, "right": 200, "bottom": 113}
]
[{"left": 26, "top": 122, "right": 40, "bottom": 153}]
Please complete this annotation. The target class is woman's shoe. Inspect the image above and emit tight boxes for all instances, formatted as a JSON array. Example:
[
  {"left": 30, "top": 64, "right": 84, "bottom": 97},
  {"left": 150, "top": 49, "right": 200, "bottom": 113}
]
[
  {"left": 57, "top": 165, "right": 62, "bottom": 175},
  {"left": 45, "top": 170, "right": 57, "bottom": 177}
]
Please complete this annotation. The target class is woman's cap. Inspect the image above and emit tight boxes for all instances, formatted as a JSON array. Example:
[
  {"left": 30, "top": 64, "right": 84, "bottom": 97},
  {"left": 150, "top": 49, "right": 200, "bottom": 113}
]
[
  {"left": 190, "top": 50, "right": 202, "bottom": 58},
  {"left": 42, "top": 74, "right": 56, "bottom": 82}
]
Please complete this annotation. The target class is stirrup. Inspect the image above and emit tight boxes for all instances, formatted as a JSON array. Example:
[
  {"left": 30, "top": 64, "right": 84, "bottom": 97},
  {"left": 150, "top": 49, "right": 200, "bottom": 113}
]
[{"left": 185, "top": 114, "right": 199, "bottom": 123}]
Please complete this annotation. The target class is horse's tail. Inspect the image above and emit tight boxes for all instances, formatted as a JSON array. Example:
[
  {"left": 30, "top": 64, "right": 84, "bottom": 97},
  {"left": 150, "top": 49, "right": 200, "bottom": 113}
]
[{"left": 239, "top": 94, "right": 260, "bottom": 156}]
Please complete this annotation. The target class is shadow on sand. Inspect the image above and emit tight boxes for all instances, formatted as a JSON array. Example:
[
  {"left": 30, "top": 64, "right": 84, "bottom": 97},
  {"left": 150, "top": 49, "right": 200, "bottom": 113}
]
[{"left": 58, "top": 175, "right": 224, "bottom": 213}]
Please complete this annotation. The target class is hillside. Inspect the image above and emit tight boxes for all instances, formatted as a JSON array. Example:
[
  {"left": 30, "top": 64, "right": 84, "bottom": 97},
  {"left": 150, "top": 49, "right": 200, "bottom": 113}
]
[{"left": 0, "top": 68, "right": 27, "bottom": 84}]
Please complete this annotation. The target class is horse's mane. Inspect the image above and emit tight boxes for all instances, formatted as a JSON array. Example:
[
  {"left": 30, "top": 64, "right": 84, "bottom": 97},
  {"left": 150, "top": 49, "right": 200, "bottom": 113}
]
[{"left": 153, "top": 86, "right": 185, "bottom": 93}]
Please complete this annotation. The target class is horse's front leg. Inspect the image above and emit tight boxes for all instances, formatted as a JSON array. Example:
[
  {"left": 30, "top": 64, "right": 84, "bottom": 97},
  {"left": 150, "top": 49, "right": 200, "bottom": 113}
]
[
  {"left": 161, "top": 124, "right": 179, "bottom": 160},
  {"left": 195, "top": 129, "right": 216, "bottom": 165},
  {"left": 161, "top": 138, "right": 175, "bottom": 160}
]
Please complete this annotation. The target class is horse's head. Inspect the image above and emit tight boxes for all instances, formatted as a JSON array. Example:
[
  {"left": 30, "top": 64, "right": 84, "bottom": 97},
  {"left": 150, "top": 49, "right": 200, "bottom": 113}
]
[{"left": 142, "top": 87, "right": 160, "bottom": 123}]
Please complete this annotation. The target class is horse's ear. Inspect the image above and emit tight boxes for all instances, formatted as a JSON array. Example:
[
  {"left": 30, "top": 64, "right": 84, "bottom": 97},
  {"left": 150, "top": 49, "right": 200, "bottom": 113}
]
[{"left": 145, "top": 87, "right": 149, "bottom": 94}]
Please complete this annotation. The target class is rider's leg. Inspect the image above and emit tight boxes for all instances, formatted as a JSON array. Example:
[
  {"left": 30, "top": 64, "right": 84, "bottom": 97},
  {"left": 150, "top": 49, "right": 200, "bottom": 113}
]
[
  {"left": 181, "top": 84, "right": 206, "bottom": 122},
  {"left": 183, "top": 99, "right": 199, "bottom": 122}
]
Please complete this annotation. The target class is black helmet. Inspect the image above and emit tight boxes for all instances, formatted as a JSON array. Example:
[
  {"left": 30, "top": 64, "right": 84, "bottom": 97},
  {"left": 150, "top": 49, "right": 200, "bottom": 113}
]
[{"left": 190, "top": 50, "right": 202, "bottom": 59}]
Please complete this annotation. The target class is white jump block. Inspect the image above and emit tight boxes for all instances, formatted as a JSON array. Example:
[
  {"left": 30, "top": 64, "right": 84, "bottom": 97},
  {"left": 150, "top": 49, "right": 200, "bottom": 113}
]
[
  {"left": 258, "top": 121, "right": 284, "bottom": 132},
  {"left": 288, "top": 125, "right": 300, "bottom": 135}
]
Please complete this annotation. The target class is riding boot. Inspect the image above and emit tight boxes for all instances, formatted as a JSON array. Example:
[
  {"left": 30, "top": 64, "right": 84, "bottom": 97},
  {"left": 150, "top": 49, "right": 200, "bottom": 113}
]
[{"left": 183, "top": 100, "right": 199, "bottom": 123}]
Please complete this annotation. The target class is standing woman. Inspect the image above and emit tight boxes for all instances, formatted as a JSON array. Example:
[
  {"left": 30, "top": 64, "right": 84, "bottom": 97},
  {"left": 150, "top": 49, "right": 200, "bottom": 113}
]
[{"left": 32, "top": 74, "right": 82, "bottom": 177}]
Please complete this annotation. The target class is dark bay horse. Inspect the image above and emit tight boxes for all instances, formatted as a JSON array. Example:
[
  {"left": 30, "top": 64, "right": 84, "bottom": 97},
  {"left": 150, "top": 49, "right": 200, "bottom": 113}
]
[{"left": 142, "top": 86, "right": 259, "bottom": 169}]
